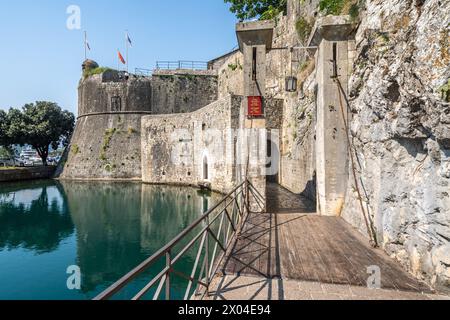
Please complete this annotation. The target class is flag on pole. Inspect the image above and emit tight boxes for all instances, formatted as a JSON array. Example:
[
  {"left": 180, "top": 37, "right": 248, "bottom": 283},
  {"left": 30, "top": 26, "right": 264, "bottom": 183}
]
[
  {"left": 118, "top": 50, "right": 126, "bottom": 65},
  {"left": 126, "top": 32, "right": 132, "bottom": 47},
  {"left": 84, "top": 32, "right": 91, "bottom": 50}
]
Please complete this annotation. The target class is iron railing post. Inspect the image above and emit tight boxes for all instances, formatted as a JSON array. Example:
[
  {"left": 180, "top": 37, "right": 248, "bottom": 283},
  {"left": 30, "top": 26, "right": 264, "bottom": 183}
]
[
  {"left": 165, "top": 250, "right": 171, "bottom": 300},
  {"left": 204, "top": 217, "right": 210, "bottom": 290},
  {"left": 246, "top": 180, "right": 250, "bottom": 215}
]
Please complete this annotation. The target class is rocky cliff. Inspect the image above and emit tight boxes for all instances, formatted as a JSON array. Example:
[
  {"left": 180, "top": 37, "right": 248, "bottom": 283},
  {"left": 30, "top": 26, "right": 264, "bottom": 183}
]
[{"left": 341, "top": 0, "right": 449, "bottom": 292}]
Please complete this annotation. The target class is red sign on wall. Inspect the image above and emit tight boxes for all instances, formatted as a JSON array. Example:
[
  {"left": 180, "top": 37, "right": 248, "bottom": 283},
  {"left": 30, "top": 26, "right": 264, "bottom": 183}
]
[{"left": 247, "top": 96, "right": 263, "bottom": 117}]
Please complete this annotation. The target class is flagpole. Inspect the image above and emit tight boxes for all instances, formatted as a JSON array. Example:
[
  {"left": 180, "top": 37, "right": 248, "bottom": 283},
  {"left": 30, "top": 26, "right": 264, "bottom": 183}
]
[
  {"left": 84, "top": 31, "right": 87, "bottom": 60},
  {"left": 126, "top": 30, "right": 129, "bottom": 73}
]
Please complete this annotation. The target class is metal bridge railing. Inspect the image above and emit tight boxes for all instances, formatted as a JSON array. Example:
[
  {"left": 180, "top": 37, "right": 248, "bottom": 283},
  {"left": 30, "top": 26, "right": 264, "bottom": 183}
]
[
  {"left": 155, "top": 60, "right": 208, "bottom": 71},
  {"left": 94, "top": 180, "right": 264, "bottom": 301}
]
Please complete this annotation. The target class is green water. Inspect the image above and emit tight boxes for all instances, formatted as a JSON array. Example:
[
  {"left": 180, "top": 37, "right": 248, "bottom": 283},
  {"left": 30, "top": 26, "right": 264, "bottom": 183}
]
[{"left": 0, "top": 180, "right": 221, "bottom": 300}]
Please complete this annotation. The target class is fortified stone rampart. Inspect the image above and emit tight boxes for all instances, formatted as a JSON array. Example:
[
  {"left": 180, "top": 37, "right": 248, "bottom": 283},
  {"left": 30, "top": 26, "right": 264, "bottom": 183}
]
[
  {"left": 78, "top": 72, "right": 152, "bottom": 116},
  {"left": 151, "top": 69, "right": 218, "bottom": 114},
  {"left": 60, "top": 68, "right": 219, "bottom": 180},
  {"left": 78, "top": 69, "right": 218, "bottom": 117},
  {"left": 59, "top": 113, "right": 143, "bottom": 180},
  {"left": 141, "top": 95, "right": 243, "bottom": 193}
]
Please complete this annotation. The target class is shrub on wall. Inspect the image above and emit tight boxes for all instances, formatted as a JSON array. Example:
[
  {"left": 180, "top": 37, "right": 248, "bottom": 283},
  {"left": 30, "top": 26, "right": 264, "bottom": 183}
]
[
  {"left": 319, "top": 0, "right": 362, "bottom": 18},
  {"left": 439, "top": 79, "right": 450, "bottom": 102},
  {"left": 295, "top": 17, "right": 313, "bottom": 43},
  {"left": 83, "top": 67, "right": 112, "bottom": 79},
  {"left": 319, "top": 0, "right": 347, "bottom": 15}
]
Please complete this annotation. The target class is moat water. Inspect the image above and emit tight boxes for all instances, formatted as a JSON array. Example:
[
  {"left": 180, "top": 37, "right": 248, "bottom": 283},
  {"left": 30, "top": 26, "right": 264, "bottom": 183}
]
[{"left": 0, "top": 180, "right": 221, "bottom": 300}]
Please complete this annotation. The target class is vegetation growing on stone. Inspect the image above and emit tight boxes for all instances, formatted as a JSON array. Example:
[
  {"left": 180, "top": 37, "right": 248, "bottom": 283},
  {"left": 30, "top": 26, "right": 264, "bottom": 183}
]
[
  {"left": 319, "top": 0, "right": 361, "bottom": 17},
  {"left": 104, "top": 163, "right": 113, "bottom": 172},
  {"left": 295, "top": 17, "right": 313, "bottom": 43},
  {"left": 127, "top": 127, "right": 137, "bottom": 135},
  {"left": 100, "top": 128, "right": 117, "bottom": 161},
  {"left": 71, "top": 144, "right": 80, "bottom": 155},
  {"left": 228, "top": 62, "right": 242, "bottom": 71},
  {"left": 348, "top": 3, "right": 360, "bottom": 20},
  {"left": 83, "top": 67, "right": 112, "bottom": 79},
  {"left": 319, "top": 0, "right": 347, "bottom": 15},
  {"left": 439, "top": 79, "right": 450, "bottom": 102}
]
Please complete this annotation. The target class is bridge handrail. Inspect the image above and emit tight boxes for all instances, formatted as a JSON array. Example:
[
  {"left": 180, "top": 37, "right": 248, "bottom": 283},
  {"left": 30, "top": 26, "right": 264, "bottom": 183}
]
[{"left": 94, "top": 180, "right": 262, "bottom": 301}]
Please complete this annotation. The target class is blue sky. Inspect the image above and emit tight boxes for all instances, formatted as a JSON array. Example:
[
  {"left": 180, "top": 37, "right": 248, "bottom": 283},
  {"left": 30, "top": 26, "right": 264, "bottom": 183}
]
[{"left": 0, "top": 0, "right": 238, "bottom": 115}]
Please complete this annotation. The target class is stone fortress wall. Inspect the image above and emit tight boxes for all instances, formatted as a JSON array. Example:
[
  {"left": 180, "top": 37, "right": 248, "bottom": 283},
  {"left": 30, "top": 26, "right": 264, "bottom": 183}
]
[
  {"left": 60, "top": 68, "right": 218, "bottom": 180},
  {"left": 141, "top": 95, "right": 243, "bottom": 193}
]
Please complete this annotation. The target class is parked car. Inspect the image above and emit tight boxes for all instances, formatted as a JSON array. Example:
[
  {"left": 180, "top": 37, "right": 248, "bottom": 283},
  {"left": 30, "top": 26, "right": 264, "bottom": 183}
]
[
  {"left": 0, "top": 158, "right": 15, "bottom": 167},
  {"left": 24, "top": 159, "right": 34, "bottom": 166},
  {"left": 14, "top": 158, "right": 26, "bottom": 167},
  {"left": 29, "top": 157, "right": 43, "bottom": 166}
]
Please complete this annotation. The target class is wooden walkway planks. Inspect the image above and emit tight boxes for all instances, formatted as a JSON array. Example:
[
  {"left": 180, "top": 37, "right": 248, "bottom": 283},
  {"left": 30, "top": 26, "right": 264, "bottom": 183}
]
[
  {"left": 221, "top": 184, "right": 433, "bottom": 293},
  {"left": 223, "top": 213, "right": 432, "bottom": 292}
]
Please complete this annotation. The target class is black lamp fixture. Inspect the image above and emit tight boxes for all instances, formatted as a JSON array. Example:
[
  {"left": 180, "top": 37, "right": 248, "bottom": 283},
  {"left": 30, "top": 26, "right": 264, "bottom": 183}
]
[
  {"left": 285, "top": 47, "right": 298, "bottom": 92},
  {"left": 285, "top": 76, "right": 298, "bottom": 92}
]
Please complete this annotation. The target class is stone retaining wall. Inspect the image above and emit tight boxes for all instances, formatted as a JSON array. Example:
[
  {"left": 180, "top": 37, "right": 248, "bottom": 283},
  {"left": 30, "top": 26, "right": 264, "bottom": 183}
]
[{"left": 0, "top": 167, "right": 56, "bottom": 182}]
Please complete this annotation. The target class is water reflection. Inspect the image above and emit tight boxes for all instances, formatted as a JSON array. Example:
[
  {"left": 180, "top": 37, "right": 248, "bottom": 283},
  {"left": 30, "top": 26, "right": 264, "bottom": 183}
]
[
  {"left": 0, "top": 182, "right": 74, "bottom": 254},
  {"left": 0, "top": 180, "right": 221, "bottom": 300}
]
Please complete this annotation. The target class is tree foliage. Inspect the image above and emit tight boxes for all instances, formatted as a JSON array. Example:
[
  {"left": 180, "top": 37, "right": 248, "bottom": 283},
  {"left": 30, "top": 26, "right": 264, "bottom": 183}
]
[
  {"left": 0, "top": 110, "right": 10, "bottom": 148},
  {"left": 1, "top": 102, "right": 75, "bottom": 165},
  {"left": 224, "top": 0, "right": 287, "bottom": 21}
]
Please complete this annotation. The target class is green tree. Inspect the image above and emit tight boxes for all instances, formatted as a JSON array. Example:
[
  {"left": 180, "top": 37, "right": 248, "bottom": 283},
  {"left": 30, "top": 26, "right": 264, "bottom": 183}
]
[
  {"left": 0, "top": 110, "right": 14, "bottom": 157},
  {"left": 0, "top": 110, "right": 8, "bottom": 147},
  {"left": 224, "top": 0, "right": 287, "bottom": 21},
  {"left": 7, "top": 102, "right": 75, "bottom": 166}
]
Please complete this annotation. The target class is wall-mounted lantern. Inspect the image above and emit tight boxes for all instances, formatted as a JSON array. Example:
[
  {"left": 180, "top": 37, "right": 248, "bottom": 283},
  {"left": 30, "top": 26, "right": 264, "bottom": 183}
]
[
  {"left": 285, "top": 76, "right": 298, "bottom": 92},
  {"left": 285, "top": 47, "right": 298, "bottom": 93}
]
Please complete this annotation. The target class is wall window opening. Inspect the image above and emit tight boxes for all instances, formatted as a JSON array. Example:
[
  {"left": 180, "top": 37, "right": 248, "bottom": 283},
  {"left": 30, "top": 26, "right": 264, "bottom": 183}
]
[{"left": 203, "top": 156, "right": 209, "bottom": 180}]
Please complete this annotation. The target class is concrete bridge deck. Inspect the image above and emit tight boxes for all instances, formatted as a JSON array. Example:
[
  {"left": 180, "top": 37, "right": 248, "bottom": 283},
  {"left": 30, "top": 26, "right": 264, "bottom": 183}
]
[{"left": 203, "top": 184, "right": 449, "bottom": 300}]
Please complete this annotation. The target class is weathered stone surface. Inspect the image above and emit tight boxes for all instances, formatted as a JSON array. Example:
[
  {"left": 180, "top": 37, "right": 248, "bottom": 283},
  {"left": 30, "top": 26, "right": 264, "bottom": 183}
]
[
  {"left": 61, "top": 69, "right": 219, "bottom": 180},
  {"left": 151, "top": 71, "right": 218, "bottom": 114},
  {"left": 78, "top": 70, "right": 218, "bottom": 117},
  {"left": 0, "top": 167, "right": 56, "bottom": 182},
  {"left": 141, "top": 95, "right": 243, "bottom": 193},
  {"left": 341, "top": 0, "right": 450, "bottom": 293},
  {"left": 60, "top": 114, "right": 143, "bottom": 180}
]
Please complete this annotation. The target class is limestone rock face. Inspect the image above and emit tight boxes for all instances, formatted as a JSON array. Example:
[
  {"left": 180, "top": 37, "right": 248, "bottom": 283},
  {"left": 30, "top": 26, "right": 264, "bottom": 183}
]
[{"left": 341, "top": 0, "right": 450, "bottom": 292}]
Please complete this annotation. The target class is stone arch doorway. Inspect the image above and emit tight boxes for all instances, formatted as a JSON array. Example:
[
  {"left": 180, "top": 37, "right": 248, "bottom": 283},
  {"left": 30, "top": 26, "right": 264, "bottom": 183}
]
[
  {"left": 203, "top": 155, "right": 209, "bottom": 181},
  {"left": 266, "top": 136, "right": 280, "bottom": 183}
]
